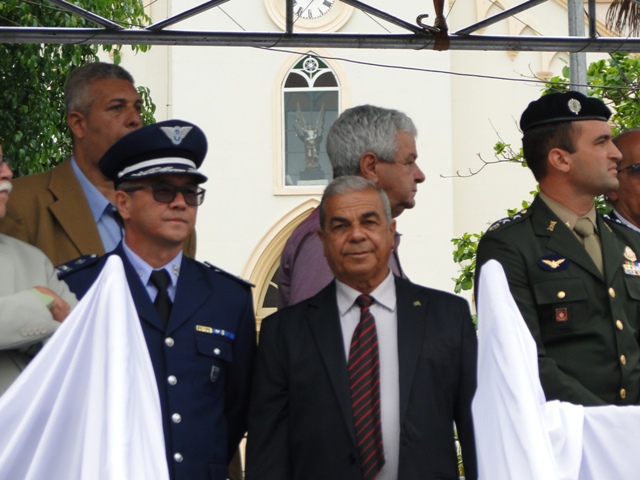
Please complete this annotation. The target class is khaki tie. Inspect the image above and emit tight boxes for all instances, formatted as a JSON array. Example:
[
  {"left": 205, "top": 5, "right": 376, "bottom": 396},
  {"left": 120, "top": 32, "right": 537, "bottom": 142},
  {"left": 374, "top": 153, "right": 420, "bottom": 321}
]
[{"left": 574, "top": 218, "right": 603, "bottom": 274}]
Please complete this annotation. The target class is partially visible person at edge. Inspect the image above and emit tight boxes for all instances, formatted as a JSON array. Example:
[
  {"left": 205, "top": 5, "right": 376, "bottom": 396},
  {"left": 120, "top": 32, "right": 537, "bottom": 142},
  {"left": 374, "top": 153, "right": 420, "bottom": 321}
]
[
  {"left": 608, "top": 129, "right": 640, "bottom": 233},
  {"left": 476, "top": 91, "right": 640, "bottom": 406},
  {"left": 60, "top": 121, "right": 256, "bottom": 480},
  {"left": 0, "top": 145, "right": 76, "bottom": 395},
  {"left": 0, "top": 62, "right": 196, "bottom": 266},
  {"left": 277, "top": 105, "right": 425, "bottom": 309}
]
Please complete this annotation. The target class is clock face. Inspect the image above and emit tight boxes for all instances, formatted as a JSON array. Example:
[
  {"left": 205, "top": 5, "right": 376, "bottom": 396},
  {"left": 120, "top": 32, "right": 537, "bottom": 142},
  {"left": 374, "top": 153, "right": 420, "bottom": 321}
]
[
  {"left": 264, "top": 0, "right": 352, "bottom": 32},
  {"left": 293, "top": 0, "right": 335, "bottom": 20}
]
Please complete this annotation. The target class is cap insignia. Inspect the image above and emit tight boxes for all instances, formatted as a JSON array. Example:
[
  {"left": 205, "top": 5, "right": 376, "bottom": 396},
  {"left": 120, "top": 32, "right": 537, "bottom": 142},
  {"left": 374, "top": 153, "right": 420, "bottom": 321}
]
[
  {"left": 160, "top": 126, "right": 193, "bottom": 145},
  {"left": 568, "top": 98, "right": 581, "bottom": 115}
]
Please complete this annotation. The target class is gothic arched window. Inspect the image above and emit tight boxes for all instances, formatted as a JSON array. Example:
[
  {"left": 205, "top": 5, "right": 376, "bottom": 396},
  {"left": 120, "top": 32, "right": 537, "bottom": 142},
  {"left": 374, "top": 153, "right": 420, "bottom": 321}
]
[{"left": 282, "top": 54, "right": 339, "bottom": 188}]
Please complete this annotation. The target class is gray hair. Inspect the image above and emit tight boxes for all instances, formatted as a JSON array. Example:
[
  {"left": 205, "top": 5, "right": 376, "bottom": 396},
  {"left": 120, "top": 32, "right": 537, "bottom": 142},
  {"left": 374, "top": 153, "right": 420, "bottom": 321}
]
[
  {"left": 326, "top": 105, "right": 417, "bottom": 178},
  {"left": 65, "top": 62, "right": 135, "bottom": 116},
  {"left": 319, "top": 176, "right": 392, "bottom": 231}
]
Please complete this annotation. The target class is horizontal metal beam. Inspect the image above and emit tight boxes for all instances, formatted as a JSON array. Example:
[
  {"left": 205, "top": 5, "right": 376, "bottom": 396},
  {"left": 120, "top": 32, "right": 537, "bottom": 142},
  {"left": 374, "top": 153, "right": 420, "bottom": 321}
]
[
  {"left": 1, "top": 28, "right": 640, "bottom": 52},
  {"left": 455, "top": 0, "right": 548, "bottom": 35}
]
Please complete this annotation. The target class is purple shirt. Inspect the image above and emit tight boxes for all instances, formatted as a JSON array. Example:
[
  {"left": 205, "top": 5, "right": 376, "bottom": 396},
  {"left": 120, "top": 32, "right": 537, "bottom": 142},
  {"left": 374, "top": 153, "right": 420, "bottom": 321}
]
[{"left": 277, "top": 207, "right": 404, "bottom": 309}]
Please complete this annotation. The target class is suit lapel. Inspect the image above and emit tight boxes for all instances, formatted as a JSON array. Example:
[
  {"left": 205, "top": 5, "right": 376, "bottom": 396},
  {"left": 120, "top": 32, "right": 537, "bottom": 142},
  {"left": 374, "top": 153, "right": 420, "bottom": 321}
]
[
  {"left": 306, "top": 283, "right": 357, "bottom": 444},
  {"left": 48, "top": 160, "right": 105, "bottom": 256},
  {"left": 531, "top": 197, "right": 602, "bottom": 279},
  {"left": 598, "top": 216, "right": 626, "bottom": 284},
  {"left": 395, "top": 278, "right": 427, "bottom": 423}
]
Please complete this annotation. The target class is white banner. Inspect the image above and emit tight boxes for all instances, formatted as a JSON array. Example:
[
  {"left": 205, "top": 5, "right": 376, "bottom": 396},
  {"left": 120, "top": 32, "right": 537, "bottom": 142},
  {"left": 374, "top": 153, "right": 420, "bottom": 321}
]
[
  {"left": 0, "top": 256, "right": 169, "bottom": 480},
  {"left": 473, "top": 260, "right": 640, "bottom": 480}
]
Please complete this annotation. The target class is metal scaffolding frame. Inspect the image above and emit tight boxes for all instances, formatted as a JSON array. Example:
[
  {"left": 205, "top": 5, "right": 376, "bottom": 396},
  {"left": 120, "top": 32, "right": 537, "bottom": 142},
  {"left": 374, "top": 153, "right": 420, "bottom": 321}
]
[{"left": 1, "top": 0, "right": 639, "bottom": 52}]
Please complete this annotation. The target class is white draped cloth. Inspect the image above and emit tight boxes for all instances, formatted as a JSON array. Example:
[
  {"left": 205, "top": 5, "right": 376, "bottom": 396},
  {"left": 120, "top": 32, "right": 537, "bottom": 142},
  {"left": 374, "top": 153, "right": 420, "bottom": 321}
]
[
  {"left": 474, "top": 260, "right": 640, "bottom": 480},
  {"left": 0, "top": 256, "right": 169, "bottom": 480}
]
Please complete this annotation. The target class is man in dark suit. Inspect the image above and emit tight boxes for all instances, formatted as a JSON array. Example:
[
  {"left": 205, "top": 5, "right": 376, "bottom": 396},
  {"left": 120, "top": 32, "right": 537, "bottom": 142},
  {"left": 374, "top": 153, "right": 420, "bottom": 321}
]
[
  {"left": 246, "top": 176, "right": 477, "bottom": 480},
  {"left": 476, "top": 92, "right": 640, "bottom": 406},
  {"left": 60, "top": 120, "right": 256, "bottom": 480}
]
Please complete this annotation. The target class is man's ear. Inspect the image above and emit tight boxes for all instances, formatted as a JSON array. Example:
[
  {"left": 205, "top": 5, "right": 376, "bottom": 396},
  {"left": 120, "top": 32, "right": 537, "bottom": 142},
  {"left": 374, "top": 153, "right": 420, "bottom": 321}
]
[
  {"left": 359, "top": 152, "right": 380, "bottom": 182},
  {"left": 547, "top": 147, "right": 571, "bottom": 174},
  {"left": 67, "top": 112, "right": 87, "bottom": 141},
  {"left": 114, "top": 190, "right": 131, "bottom": 221}
]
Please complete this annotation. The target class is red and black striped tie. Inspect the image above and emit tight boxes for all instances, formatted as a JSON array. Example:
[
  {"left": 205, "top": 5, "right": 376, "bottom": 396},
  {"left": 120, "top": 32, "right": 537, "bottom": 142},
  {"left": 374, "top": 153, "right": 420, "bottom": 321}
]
[{"left": 348, "top": 294, "right": 385, "bottom": 480}]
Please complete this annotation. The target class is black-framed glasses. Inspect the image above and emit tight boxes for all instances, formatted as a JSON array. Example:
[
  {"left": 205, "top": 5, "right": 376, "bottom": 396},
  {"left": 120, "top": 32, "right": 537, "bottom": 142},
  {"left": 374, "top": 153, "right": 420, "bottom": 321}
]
[
  {"left": 618, "top": 163, "right": 640, "bottom": 174},
  {"left": 122, "top": 183, "right": 206, "bottom": 206},
  {"left": 0, "top": 155, "right": 10, "bottom": 169}
]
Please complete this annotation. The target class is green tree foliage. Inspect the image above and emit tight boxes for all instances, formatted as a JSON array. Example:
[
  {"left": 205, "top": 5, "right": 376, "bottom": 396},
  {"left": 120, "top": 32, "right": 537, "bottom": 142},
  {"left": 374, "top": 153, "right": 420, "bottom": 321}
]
[
  {"left": 452, "top": 53, "right": 638, "bottom": 293},
  {"left": 0, "top": 1, "right": 155, "bottom": 176}
]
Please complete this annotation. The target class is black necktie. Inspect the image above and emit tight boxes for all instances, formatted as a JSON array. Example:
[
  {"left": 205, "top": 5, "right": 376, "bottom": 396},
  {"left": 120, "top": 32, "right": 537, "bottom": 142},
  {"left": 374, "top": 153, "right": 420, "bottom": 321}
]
[
  {"left": 348, "top": 294, "right": 385, "bottom": 480},
  {"left": 150, "top": 269, "right": 172, "bottom": 328}
]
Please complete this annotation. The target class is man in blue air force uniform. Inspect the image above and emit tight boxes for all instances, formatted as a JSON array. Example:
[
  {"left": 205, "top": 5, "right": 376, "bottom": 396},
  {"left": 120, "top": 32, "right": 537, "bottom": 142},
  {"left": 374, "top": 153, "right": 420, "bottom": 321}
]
[{"left": 60, "top": 120, "right": 256, "bottom": 480}]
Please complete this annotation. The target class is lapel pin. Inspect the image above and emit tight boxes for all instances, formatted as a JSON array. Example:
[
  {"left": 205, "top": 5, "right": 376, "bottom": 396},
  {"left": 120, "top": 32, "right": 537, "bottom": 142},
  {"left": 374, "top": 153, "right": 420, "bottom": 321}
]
[
  {"left": 413, "top": 300, "right": 422, "bottom": 307},
  {"left": 547, "top": 221, "right": 557, "bottom": 231}
]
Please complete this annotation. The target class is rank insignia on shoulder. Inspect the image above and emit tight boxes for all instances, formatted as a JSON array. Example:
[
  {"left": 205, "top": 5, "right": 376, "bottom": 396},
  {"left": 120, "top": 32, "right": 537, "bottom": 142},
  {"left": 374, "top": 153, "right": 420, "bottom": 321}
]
[
  {"left": 56, "top": 254, "right": 100, "bottom": 279},
  {"left": 203, "top": 261, "right": 255, "bottom": 288},
  {"left": 538, "top": 254, "right": 569, "bottom": 272},
  {"left": 623, "top": 261, "right": 640, "bottom": 276}
]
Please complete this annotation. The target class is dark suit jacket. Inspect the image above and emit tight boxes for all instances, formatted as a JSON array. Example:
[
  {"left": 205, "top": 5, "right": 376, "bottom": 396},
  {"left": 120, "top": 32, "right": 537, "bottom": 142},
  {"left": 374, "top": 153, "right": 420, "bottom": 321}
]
[
  {"left": 62, "top": 244, "right": 256, "bottom": 480},
  {"left": 246, "top": 277, "right": 478, "bottom": 480},
  {"left": 0, "top": 159, "right": 195, "bottom": 266},
  {"left": 476, "top": 196, "right": 640, "bottom": 406}
]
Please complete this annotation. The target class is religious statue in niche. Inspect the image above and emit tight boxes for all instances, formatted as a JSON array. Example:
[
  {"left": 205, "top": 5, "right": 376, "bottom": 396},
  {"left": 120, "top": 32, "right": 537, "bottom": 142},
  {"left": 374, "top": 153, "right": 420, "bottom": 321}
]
[{"left": 294, "top": 102, "right": 325, "bottom": 180}]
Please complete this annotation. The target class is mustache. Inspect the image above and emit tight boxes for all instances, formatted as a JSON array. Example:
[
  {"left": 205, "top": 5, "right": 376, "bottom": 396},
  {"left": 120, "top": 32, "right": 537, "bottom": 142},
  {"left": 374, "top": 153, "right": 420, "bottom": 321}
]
[{"left": 0, "top": 180, "right": 13, "bottom": 194}]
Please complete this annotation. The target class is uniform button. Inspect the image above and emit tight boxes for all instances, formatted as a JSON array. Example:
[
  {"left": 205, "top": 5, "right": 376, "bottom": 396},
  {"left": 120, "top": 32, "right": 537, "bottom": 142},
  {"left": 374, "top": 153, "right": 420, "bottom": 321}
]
[
  {"left": 609, "top": 288, "right": 616, "bottom": 298},
  {"left": 174, "top": 452, "right": 183, "bottom": 462},
  {"left": 616, "top": 320, "right": 624, "bottom": 331},
  {"left": 213, "top": 348, "right": 221, "bottom": 355},
  {"left": 557, "top": 291, "right": 566, "bottom": 299},
  {"left": 167, "top": 375, "right": 177, "bottom": 385},
  {"left": 620, "top": 388, "right": 627, "bottom": 399},
  {"left": 172, "top": 413, "right": 182, "bottom": 423},
  {"left": 621, "top": 355, "right": 627, "bottom": 365},
  {"left": 165, "top": 337, "right": 175, "bottom": 347}
]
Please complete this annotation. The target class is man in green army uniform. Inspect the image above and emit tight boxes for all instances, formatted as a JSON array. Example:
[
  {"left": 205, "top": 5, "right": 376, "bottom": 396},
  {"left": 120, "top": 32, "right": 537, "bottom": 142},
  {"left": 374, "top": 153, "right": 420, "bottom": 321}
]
[{"left": 476, "top": 91, "right": 640, "bottom": 406}]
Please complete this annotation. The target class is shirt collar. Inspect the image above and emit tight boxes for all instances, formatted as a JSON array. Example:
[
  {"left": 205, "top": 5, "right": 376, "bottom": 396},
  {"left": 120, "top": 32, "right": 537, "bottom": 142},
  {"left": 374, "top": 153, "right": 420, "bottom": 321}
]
[
  {"left": 121, "top": 239, "right": 182, "bottom": 289},
  {"left": 70, "top": 156, "right": 111, "bottom": 223},
  {"left": 336, "top": 270, "right": 396, "bottom": 317},
  {"left": 539, "top": 191, "right": 598, "bottom": 231}
]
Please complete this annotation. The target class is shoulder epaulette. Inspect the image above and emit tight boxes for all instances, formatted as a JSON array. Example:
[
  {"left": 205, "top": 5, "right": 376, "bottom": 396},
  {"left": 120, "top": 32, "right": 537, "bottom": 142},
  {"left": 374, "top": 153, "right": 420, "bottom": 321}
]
[
  {"left": 204, "top": 261, "right": 255, "bottom": 289},
  {"left": 56, "top": 254, "right": 101, "bottom": 279},
  {"left": 486, "top": 208, "right": 531, "bottom": 233}
]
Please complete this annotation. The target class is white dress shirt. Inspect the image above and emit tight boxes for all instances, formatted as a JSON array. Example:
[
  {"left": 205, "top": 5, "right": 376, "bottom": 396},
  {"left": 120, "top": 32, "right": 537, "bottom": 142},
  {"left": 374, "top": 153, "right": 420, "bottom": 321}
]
[{"left": 336, "top": 271, "right": 400, "bottom": 480}]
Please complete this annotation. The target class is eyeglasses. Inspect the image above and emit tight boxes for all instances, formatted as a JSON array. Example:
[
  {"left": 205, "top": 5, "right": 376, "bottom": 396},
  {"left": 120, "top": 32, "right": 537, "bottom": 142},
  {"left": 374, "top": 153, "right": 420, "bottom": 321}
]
[
  {"left": 122, "top": 183, "right": 206, "bottom": 206},
  {"left": 0, "top": 155, "right": 10, "bottom": 169},
  {"left": 617, "top": 163, "right": 640, "bottom": 174}
]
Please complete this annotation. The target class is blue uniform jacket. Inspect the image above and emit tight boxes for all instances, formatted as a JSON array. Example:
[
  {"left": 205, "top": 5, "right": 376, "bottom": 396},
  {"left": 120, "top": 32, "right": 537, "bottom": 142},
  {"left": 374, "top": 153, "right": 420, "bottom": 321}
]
[{"left": 61, "top": 243, "right": 256, "bottom": 480}]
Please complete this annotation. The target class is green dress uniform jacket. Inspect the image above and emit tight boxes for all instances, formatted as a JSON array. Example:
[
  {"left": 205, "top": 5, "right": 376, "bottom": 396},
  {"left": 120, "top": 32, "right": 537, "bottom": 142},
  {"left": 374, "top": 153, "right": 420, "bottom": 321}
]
[{"left": 476, "top": 195, "right": 640, "bottom": 406}]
